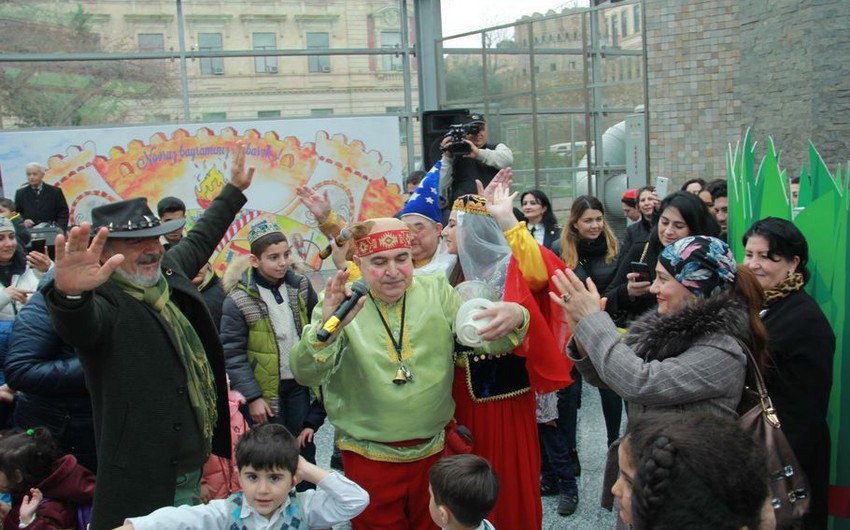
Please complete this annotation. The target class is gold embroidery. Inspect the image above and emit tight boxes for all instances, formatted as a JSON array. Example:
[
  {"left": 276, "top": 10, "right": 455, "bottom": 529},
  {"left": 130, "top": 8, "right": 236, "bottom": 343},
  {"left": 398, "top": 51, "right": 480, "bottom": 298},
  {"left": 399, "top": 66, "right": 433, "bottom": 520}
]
[{"left": 461, "top": 352, "right": 530, "bottom": 403}]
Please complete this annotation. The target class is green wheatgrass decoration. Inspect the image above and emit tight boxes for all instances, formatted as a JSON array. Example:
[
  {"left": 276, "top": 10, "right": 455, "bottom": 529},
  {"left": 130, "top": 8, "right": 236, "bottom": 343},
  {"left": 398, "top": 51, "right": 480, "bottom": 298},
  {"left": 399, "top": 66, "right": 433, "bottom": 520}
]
[{"left": 728, "top": 130, "right": 849, "bottom": 527}]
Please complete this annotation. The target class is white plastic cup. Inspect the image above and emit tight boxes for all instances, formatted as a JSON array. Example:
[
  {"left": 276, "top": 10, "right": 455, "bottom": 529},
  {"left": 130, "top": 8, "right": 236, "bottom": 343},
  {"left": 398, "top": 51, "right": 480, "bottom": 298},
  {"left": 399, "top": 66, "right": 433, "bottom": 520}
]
[{"left": 455, "top": 298, "right": 495, "bottom": 347}]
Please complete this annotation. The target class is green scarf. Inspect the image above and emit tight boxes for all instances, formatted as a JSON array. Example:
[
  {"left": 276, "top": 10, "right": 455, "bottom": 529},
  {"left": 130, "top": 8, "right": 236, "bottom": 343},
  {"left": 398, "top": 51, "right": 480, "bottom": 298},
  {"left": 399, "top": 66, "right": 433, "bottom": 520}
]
[{"left": 111, "top": 272, "right": 218, "bottom": 456}]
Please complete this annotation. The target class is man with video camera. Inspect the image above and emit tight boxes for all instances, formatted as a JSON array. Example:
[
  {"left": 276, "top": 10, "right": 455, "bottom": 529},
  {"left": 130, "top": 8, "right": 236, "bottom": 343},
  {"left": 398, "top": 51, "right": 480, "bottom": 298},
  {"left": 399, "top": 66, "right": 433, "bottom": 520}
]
[{"left": 439, "top": 113, "right": 513, "bottom": 219}]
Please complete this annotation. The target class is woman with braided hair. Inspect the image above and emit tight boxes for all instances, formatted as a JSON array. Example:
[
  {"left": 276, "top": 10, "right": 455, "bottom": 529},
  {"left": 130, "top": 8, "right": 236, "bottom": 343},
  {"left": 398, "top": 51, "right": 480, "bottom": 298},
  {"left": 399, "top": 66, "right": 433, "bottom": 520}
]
[{"left": 613, "top": 411, "right": 773, "bottom": 530}]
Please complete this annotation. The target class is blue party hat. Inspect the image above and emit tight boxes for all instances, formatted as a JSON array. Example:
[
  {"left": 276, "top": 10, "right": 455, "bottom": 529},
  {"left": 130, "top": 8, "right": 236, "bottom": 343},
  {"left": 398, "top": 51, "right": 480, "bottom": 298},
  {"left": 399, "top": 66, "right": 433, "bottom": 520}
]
[{"left": 399, "top": 160, "right": 442, "bottom": 224}]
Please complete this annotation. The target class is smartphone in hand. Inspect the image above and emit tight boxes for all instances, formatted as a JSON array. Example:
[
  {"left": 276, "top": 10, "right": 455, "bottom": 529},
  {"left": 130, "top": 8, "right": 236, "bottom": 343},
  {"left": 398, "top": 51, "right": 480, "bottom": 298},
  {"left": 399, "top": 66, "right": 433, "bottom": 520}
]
[
  {"left": 630, "top": 261, "right": 652, "bottom": 282},
  {"left": 31, "top": 238, "right": 46, "bottom": 254},
  {"left": 655, "top": 176, "right": 669, "bottom": 199}
]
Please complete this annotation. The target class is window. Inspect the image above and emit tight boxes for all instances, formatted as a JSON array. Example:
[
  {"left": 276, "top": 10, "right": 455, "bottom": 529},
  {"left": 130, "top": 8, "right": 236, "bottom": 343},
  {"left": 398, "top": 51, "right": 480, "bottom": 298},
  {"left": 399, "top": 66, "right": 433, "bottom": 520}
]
[
  {"left": 307, "top": 32, "right": 330, "bottom": 73},
  {"left": 386, "top": 106, "right": 406, "bottom": 143},
  {"left": 138, "top": 33, "right": 164, "bottom": 53},
  {"left": 202, "top": 112, "right": 226, "bottom": 121},
  {"left": 257, "top": 110, "right": 281, "bottom": 119},
  {"left": 621, "top": 12, "right": 629, "bottom": 37},
  {"left": 634, "top": 5, "right": 641, "bottom": 33},
  {"left": 311, "top": 108, "right": 334, "bottom": 117},
  {"left": 549, "top": 63, "right": 557, "bottom": 72},
  {"left": 253, "top": 32, "right": 277, "bottom": 74},
  {"left": 611, "top": 15, "right": 618, "bottom": 46},
  {"left": 199, "top": 33, "right": 224, "bottom": 75},
  {"left": 380, "top": 31, "right": 403, "bottom": 72}
]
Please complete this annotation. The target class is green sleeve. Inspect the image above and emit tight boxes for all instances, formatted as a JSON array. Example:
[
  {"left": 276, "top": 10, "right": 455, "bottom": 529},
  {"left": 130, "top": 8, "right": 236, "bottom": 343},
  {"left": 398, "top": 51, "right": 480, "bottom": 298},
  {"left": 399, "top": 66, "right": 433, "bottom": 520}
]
[{"left": 289, "top": 291, "right": 347, "bottom": 387}]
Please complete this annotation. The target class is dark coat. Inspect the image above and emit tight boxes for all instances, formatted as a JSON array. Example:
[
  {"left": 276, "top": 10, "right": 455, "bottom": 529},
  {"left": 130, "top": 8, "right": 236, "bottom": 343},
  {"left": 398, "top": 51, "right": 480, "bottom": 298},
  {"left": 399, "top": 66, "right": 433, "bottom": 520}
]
[
  {"left": 762, "top": 289, "right": 835, "bottom": 527},
  {"left": 572, "top": 237, "right": 618, "bottom": 294},
  {"left": 14, "top": 183, "right": 70, "bottom": 231},
  {"left": 44, "top": 184, "right": 246, "bottom": 530},
  {"left": 200, "top": 273, "right": 226, "bottom": 333},
  {"left": 541, "top": 225, "right": 562, "bottom": 254},
  {"left": 617, "top": 217, "right": 651, "bottom": 262}
]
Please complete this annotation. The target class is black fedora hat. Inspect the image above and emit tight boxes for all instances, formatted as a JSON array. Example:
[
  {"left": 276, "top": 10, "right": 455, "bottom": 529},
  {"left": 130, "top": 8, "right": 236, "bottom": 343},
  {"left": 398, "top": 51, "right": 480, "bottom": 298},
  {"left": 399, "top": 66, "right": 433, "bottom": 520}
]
[{"left": 91, "top": 197, "right": 185, "bottom": 239}]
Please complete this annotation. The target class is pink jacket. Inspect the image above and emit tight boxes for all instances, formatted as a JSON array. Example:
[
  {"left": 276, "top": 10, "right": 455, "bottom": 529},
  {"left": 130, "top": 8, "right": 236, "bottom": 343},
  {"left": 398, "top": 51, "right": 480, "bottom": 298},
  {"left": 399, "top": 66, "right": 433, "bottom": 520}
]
[{"left": 200, "top": 386, "right": 249, "bottom": 501}]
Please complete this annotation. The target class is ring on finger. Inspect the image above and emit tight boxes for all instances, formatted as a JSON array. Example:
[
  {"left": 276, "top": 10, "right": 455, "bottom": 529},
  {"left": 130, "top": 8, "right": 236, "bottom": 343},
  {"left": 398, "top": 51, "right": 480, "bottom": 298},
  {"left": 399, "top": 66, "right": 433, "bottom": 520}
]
[{"left": 562, "top": 293, "right": 572, "bottom": 303}]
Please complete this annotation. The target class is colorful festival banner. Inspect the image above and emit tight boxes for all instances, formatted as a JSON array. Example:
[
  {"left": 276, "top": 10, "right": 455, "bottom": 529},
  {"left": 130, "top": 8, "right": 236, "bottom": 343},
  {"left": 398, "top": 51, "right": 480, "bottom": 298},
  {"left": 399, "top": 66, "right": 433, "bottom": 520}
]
[
  {"left": 0, "top": 117, "right": 406, "bottom": 274},
  {"left": 728, "top": 130, "right": 850, "bottom": 527}
]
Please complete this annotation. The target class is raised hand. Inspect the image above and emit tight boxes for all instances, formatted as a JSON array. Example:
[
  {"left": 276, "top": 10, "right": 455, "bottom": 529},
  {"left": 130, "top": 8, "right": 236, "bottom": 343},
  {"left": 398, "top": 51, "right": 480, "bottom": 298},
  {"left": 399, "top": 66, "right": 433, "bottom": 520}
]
[
  {"left": 550, "top": 268, "right": 602, "bottom": 330},
  {"left": 53, "top": 223, "right": 125, "bottom": 296},
  {"left": 230, "top": 143, "right": 255, "bottom": 191},
  {"left": 485, "top": 183, "right": 519, "bottom": 231},
  {"left": 19, "top": 488, "right": 42, "bottom": 526},
  {"left": 295, "top": 186, "right": 332, "bottom": 225},
  {"left": 477, "top": 167, "right": 513, "bottom": 204}
]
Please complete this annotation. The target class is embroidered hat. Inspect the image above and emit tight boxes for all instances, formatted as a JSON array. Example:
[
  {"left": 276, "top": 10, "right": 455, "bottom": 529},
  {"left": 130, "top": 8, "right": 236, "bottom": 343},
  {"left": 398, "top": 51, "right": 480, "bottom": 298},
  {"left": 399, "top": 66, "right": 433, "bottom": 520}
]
[
  {"left": 658, "top": 235, "right": 737, "bottom": 299},
  {"left": 248, "top": 220, "right": 283, "bottom": 246},
  {"left": 0, "top": 217, "right": 14, "bottom": 234},
  {"left": 91, "top": 198, "right": 185, "bottom": 239},
  {"left": 399, "top": 161, "right": 442, "bottom": 224},
  {"left": 353, "top": 217, "right": 411, "bottom": 257},
  {"left": 452, "top": 194, "right": 489, "bottom": 216},
  {"left": 621, "top": 189, "right": 638, "bottom": 207}
]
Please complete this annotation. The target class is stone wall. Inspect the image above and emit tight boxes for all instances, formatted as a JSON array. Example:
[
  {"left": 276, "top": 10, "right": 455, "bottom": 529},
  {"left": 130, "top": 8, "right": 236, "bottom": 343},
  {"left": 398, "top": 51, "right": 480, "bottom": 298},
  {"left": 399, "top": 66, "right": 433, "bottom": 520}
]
[
  {"left": 644, "top": 0, "right": 741, "bottom": 183},
  {"left": 645, "top": 0, "right": 850, "bottom": 184}
]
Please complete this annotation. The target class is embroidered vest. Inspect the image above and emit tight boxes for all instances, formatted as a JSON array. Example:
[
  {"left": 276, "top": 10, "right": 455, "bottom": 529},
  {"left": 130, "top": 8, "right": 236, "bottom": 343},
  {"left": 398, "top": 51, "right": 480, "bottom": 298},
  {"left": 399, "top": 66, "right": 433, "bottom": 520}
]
[
  {"left": 456, "top": 341, "right": 530, "bottom": 402},
  {"left": 228, "top": 491, "right": 304, "bottom": 529}
]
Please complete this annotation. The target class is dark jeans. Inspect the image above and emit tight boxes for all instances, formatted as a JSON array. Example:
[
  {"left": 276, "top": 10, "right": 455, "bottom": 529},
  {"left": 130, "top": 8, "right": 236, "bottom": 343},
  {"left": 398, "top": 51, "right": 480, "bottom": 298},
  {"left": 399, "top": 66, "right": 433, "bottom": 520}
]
[
  {"left": 598, "top": 388, "right": 623, "bottom": 447},
  {"left": 539, "top": 423, "right": 577, "bottom": 496},
  {"left": 13, "top": 394, "right": 98, "bottom": 473},
  {"left": 558, "top": 369, "right": 582, "bottom": 450}
]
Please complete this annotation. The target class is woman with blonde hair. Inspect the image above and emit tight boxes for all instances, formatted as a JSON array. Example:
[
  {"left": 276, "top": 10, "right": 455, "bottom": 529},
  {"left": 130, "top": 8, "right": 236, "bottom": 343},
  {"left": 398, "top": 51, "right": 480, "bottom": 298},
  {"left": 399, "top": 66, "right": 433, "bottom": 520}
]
[{"left": 558, "top": 195, "right": 622, "bottom": 475}]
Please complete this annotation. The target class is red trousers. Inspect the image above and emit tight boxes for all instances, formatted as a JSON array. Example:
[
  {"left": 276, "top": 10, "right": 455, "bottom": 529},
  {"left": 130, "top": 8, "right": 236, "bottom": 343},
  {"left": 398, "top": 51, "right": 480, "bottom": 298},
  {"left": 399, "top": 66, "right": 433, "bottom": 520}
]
[{"left": 342, "top": 450, "right": 441, "bottom": 530}]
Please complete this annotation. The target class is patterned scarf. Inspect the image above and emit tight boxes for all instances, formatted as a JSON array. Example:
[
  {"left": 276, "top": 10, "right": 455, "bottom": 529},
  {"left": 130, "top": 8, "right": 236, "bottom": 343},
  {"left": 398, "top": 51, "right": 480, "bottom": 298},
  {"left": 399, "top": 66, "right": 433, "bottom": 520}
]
[
  {"left": 111, "top": 272, "right": 218, "bottom": 456},
  {"left": 763, "top": 272, "right": 804, "bottom": 307}
]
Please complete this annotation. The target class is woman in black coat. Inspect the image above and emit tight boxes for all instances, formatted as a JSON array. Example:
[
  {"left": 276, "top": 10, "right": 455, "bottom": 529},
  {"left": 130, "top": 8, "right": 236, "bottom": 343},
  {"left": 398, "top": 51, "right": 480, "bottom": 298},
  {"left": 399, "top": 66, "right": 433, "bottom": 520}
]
[
  {"left": 743, "top": 217, "right": 835, "bottom": 530},
  {"left": 559, "top": 195, "right": 622, "bottom": 453},
  {"left": 605, "top": 191, "right": 719, "bottom": 327}
]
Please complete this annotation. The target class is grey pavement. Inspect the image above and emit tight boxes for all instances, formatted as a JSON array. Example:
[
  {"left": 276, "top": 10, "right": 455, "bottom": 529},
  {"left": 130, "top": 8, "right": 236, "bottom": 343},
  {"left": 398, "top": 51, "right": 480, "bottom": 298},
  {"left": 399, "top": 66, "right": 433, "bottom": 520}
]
[{"left": 312, "top": 381, "right": 620, "bottom": 530}]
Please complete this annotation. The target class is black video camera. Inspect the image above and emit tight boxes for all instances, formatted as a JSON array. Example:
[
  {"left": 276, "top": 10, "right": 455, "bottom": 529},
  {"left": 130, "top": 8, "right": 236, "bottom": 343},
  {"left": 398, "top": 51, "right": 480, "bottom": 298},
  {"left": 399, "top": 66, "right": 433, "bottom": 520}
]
[{"left": 445, "top": 122, "right": 482, "bottom": 156}]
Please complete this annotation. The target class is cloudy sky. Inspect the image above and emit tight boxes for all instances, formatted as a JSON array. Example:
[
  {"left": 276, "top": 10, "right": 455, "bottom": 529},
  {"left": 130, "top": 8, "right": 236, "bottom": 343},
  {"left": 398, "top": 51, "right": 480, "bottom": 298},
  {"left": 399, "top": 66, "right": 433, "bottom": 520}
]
[{"left": 441, "top": 0, "right": 589, "bottom": 44}]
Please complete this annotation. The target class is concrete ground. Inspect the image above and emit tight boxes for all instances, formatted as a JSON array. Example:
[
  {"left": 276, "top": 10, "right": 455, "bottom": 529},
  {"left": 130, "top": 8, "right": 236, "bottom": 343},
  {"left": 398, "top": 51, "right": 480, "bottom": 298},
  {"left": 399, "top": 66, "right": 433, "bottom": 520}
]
[{"left": 313, "top": 380, "right": 620, "bottom": 530}]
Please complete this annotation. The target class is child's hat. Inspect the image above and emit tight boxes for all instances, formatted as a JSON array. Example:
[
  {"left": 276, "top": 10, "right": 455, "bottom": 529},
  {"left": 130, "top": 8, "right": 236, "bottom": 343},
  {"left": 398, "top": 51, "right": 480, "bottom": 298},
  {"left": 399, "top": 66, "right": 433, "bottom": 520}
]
[{"left": 248, "top": 220, "right": 283, "bottom": 245}]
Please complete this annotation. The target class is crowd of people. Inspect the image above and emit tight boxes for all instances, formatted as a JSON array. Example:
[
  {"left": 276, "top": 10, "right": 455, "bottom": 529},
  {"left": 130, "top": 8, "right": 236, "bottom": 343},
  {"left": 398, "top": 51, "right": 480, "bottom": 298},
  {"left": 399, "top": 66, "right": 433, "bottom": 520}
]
[{"left": 0, "top": 122, "right": 837, "bottom": 530}]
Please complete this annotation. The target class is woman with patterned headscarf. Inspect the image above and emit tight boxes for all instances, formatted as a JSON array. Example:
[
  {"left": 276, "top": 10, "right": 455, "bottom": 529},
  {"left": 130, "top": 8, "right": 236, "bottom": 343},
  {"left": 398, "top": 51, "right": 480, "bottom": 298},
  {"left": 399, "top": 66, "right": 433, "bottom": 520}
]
[{"left": 551, "top": 236, "right": 768, "bottom": 527}]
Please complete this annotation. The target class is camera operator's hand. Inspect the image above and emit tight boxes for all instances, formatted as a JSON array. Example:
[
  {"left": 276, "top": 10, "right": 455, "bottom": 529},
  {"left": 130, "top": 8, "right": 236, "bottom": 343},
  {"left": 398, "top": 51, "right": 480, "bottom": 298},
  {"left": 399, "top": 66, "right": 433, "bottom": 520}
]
[
  {"left": 463, "top": 139, "right": 480, "bottom": 159},
  {"left": 440, "top": 136, "right": 452, "bottom": 155}
]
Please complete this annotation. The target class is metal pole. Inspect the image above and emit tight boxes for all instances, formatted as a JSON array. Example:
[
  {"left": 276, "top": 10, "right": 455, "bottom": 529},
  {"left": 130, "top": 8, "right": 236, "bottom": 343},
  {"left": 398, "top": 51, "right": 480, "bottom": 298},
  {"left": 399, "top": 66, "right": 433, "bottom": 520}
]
[{"left": 175, "top": 0, "right": 191, "bottom": 121}]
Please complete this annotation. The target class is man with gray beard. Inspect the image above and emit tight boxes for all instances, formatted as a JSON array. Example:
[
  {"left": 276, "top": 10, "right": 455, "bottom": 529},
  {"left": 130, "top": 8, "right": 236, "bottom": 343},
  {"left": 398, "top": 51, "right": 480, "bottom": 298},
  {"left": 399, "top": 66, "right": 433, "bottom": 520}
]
[{"left": 44, "top": 147, "right": 254, "bottom": 530}]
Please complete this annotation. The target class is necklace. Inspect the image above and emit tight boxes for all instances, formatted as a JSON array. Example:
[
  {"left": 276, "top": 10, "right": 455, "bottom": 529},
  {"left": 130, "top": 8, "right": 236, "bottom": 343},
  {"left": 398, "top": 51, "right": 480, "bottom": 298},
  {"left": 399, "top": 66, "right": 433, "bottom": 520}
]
[{"left": 370, "top": 293, "right": 413, "bottom": 384}]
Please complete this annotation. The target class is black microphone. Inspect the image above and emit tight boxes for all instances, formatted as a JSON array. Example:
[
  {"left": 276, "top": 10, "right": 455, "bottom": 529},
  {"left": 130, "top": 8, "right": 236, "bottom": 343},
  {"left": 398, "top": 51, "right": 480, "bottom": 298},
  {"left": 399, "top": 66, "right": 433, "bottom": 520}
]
[
  {"left": 316, "top": 279, "right": 369, "bottom": 342},
  {"left": 318, "top": 228, "right": 352, "bottom": 260}
]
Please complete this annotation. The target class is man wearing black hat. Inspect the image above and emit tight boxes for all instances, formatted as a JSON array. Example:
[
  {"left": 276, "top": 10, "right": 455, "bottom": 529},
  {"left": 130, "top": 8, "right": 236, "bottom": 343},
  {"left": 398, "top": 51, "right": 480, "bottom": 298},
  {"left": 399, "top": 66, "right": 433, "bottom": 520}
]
[
  {"left": 44, "top": 147, "right": 254, "bottom": 530},
  {"left": 438, "top": 113, "right": 513, "bottom": 221}
]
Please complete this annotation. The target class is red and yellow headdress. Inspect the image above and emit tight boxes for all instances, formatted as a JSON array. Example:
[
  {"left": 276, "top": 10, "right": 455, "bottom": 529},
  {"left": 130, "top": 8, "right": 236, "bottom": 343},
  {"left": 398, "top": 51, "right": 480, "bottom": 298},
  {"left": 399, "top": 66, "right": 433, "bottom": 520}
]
[
  {"left": 353, "top": 217, "right": 412, "bottom": 257},
  {"left": 452, "top": 194, "right": 489, "bottom": 216}
]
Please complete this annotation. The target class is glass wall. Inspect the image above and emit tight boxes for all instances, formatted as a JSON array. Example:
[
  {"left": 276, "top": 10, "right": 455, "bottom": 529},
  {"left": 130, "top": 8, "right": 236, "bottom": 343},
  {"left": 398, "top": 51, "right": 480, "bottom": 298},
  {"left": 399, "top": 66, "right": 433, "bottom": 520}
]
[
  {"left": 0, "top": 0, "right": 421, "bottom": 172},
  {"left": 436, "top": 1, "right": 646, "bottom": 221}
]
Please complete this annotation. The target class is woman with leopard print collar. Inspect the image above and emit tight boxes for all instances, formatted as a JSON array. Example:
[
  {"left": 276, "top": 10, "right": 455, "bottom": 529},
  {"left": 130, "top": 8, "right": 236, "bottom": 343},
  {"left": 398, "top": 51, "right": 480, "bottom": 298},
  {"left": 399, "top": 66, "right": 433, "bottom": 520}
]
[{"left": 744, "top": 217, "right": 835, "bottom": 530}]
